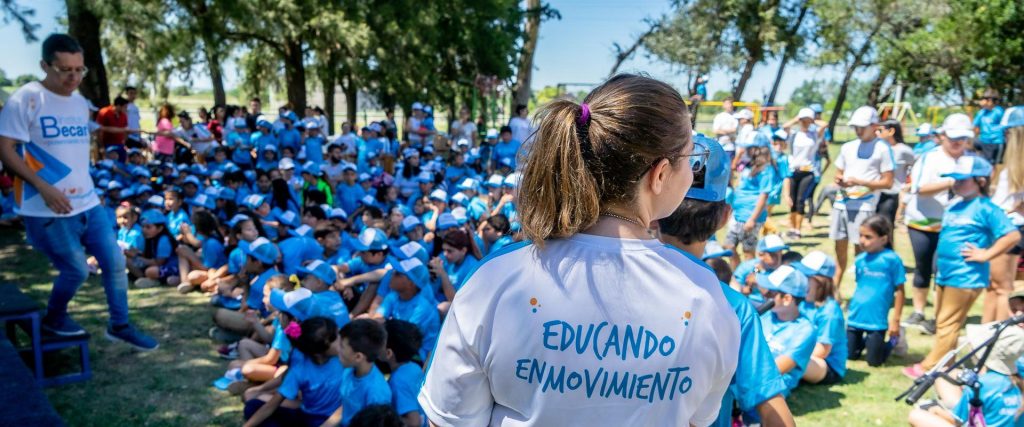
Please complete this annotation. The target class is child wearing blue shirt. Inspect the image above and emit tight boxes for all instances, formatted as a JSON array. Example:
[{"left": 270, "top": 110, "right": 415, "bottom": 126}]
[
  {"left": 373, "top": 258, "right": 440, "bottom": 360},
  {"left": 848, "top": 215, "right": 905, "bottom": 367},
  {"left": 336, "top": 228, "right": 391, "bottom": 317},
  {"left": 732, "top": 235, "right": 788, "bottom": 305},
  {"left": 794, "top": 251, "right": 848, "bottom": 384},
  {"left": 299, "top": 260, "right": 351, "bottom": 330},
  {"left": 164, "top": 189, "right": 191, "bottom": 237},
  {"left": 479, "top": 214, "right": 513, "bottom": 256},
  {"left": 278, "top": 226, "right": 325, "bottom": 275},
  {"left": 243, "top": 317, "right": 345, "bottom": 427},
  {"left": 326, "top": 319, "right": 393, "bottom": 426},
  {"left": 175, "top": 210, "right": 227, "bottom": 294},
  {"left": 115, "top": 204, "right": 144, "bottom": 257},
  {"left": 911, "top": 157, "right": 1022, "bottom": 378},
  {"left": 383, "top": 320, "right": 427, "bottom": 427},
  {"left": 768, "top": 134, "right": 792, "bottom": 214},
  {"left": 759, "top": 265, "right": 817, "bottom": 395},
  {"left": 130, "top": 209, "right": 180, "bottom": 289},
  {"left": 489, "top": 126, "right": 521, "bottom": 173},
  {"left": 304, "top": 125, "right": 326, "bottom": 167},
  {"left": 725, "top": 140, "right": 777, "bottom": 261},
  {"left": 427, "top": 229, "right": 481, "bottom": 309},
  {"left": 337, "top": 166, "right": 366, "bottom": 215}
]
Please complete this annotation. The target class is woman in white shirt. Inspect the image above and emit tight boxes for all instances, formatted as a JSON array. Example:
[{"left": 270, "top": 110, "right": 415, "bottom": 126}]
[
  {"left": 419, "top": 74, "right": 739, "bottom": 426},
  {"left": 987, "top": 107, "right": 1024, "bottom": 322},
  {"left": 508, "top": 105, "right": 532, "bottom": 145},
  {"left": 782, "top": 108, "right": 828, "bottom": 236}
]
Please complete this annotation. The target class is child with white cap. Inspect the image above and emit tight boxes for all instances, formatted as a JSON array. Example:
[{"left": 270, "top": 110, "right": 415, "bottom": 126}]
[{"left": 907, "top": 323, "right": 1024, "bottom": 427}]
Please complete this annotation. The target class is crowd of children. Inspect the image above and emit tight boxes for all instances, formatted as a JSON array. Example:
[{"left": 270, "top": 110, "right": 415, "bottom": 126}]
[{"left": 8, "top": 82, "right": 1024, "bottom": 425}]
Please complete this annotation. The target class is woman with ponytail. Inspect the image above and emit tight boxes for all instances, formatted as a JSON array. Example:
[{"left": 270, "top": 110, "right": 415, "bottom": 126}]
[{"left": 419, "top": 74, "right": 740, "bottom": 425}]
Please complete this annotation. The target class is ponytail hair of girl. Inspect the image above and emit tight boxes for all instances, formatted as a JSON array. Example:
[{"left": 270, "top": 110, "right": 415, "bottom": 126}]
[{"left": 518, "top": 74, "right": 691, "bottom": 246}]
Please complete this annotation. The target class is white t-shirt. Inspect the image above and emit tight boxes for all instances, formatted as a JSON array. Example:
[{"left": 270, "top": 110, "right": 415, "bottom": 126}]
[
  {"left": 0, "top": 82, "right": 99, "bottom": 217},
  {"left": 126, "top": 102, "right": 141, "bottom": 133},
  {"left": 833, "top": 138, "right": 894, "bottom": 211},
  {"left": 736, "top": 124, "right": 755, "bottom": 147},
  {"left": 992, "top": 169, "right": 1024, "bottom": 226},
  {"left": 451, "top": 120, "right": 477, "bottom": 146},
  {"left": 887, "top": 142, "right": 916, "bottom": 193},
  {"left": 509, "top": 117, "right": 532, "bottom": 146},
  {"left": 712, "top": 112, "right": 738, "bottom": 152},
  {"left": 789, "top": 126, "right": 818, "bottom": 172},
  {"left": 904, "top": 148, "right": 960, "bottom": 232},
  {"left": 419, "top": 234, "right": 739, "bottom": 427}
]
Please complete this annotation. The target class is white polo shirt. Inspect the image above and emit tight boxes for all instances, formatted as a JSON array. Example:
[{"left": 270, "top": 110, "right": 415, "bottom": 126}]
[
  {"left": 0, "top": 81, "right": 99, "bottom": 217},
  {"left": 420, "top": 234, "right": 740, "bottom": 427}
]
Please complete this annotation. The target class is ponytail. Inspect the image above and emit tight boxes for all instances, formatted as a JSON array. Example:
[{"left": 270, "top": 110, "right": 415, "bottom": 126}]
[{"left": 519, "top": 74, "right": 690, "bottom": 246}]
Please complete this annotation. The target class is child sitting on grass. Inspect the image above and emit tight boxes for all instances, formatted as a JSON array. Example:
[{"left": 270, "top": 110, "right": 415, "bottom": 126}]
[
  {"left": 848, "top": 215, "right": 905, "bottom": 367},
  {"left": 214, "top": 275, "right": 295, "bottom": 392},
  {"left": 793, "top": 251, "right": 848, "bottom": 385},
  {"left": 243, "top": 317, "right": 344, "bottom": 427},
  {"left": 323, "top": 319, "right": 392, "bottom": 427},
  {"left": 213, "top": 237, "right": 280, "bottom": 338},
  {"left": 733, "top": 234, "right": 789, "bottom": 304},
  {"left": 129, "top": 209, "right": 180, "bottom": 289},
  {"left": 176, "top": 209, "right": 228, "bottom": 294},
  {"left": 759, "top": 265, "right": 817, "bottom": 395}
]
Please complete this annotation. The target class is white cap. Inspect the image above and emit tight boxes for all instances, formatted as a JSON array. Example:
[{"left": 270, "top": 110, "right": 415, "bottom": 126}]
[
  {"left": 915, "top": 123, "right": 934, "bottom": 136},
  {"left": 411, "top": 102, "right": 423, "bottom": 110},
  {"left": 279, "top": 158, "right": 296, "bottom": 170},
  {"left": 773, "top": 129, "right": 789, "bottom": 140},
  {"left": 485, "top": 129, "right": 499, "bottom": 139},
  {"left": 847, "top": 106, "right": 880, "bottom": 127},
  {"left": 456, "top": 138, "right": 470, "bottom": 147},
  {"left": 797, "top": 108, "right": 815, "bottom": 120},
  {"left": 732, "top": 109, "right": 754, "bottom": 121},
  {"left": 941, "top": 113, "right": 974, "bottom": 139}
]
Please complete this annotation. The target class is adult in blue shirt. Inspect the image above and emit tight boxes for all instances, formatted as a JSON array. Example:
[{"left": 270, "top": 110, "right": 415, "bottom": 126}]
[{"left": 973, "top": 88, "right": 1006, "bottom": 164}]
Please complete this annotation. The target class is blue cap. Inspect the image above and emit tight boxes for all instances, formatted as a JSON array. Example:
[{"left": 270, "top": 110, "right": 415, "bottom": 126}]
[
  {"left": 685, "top": 134, "right": 728, "bottom": 202},
  {"left": 120, "top": 188, "right": 136, "bottom": 199},
  {"left": 243, "top": 194, "right": 267, "bottom": 210},
  {"left": 383, "top": 257, "right": 431, "bottom": 290},
  {"left": 183, "top": 175, "right": 202, "bottom": 187},
  {"left": 131, "top": 167, "right": 151, "bottom": 178},
  {"left": 301, "top": 161, "right": 318, "bottom": 175},
  {"left": 104, "top": 146, "right": 120, "bottom": 153},
  {"left": 204, "top": 186, "right": 220, "bottom": 197},
  {"left": 257, "top": 119, "right": 272, "bottom": 129},
  {"left": 701, "top": 240, "right": 733, "bottom": 260},
  {"left": 403, "top": 148, "right": 419, "bottom": 158},
  {"left": 756, "top": 234, "right": 789, "bottom": 253},
  {"left": 243, "top": 237, "right": 280, "bottom": 264},
  {"left": 793, "top": 250, "right": 837, "bottom": 278},
  {"left": 218, "top": 187, "right": 236, "bottom": 201},
  {"left": 437, "top": 213, "right": 458, "bottom": 230},
  {"left": 394, "top": 241, "right": 429, "bottom": 264},
  {"left": 139, "top": 209, "right": 167, "bottom": 226},
  {"left": 190, "top": 164, "right": 209, "bottom": 177},
  {"left": 503, "top": 172, "right": 521, "bottom": 188},
  {"left": 809, "top": 104, "right": 823, "bottom": 114},
  {"left": 228, "top": 214, "right": 251, "bottom": 228},
  {"left": 360, "top": 194, "right": 376, "bottom": 206},
  {"left": 756, "top": 265, "right": 809, "bottom": 298},
  {"left": 1002, "top": 106, "right": 1024, "bottom": 129},
  {"left": 187, "top": 194, "right": 215, "bottom": 209},
  {"left": 135, "top": 184, "right": 153, "bottom": 194},
  {"left": 942, "top": 156, "right": 993, "bottom": 180},
  {"left": 297, "top": 259, "right": 336, "bottom": 285},
  {"left": 233, "top": 120, "right": 248, "bottom": 129},
  {"left": 341, "top": 163, "right": 357, "bottom": 173},
  {"left": 146, "top": 195, "right": 164, "bottom": 208},
  {"left": 741, "top": 132, "right": 771, "bottom": 148},
  {"left": 401, "top": 216, "right": 422, "bottom": 232},
  {"left": 327, "top": 208, "right": 349, "bottom": 221},
  {"left": 451, "top": 192, "right": 469, "bottom": 207},
  {"left": 269, "top": 288, "right": 314, "bottom": 321},
  {"left": 456, "top": 178, "right": 478, "bottom": 192},
  {"left": 485, "top": 174, "right": 504, "bottom": 188},
  {"left": 352, "top": 228, "right": 388, "bottom": 251},
  {"left": 106, "top": 181, "right": 123, "bottom": 191},
  {"left": 415, "top": 171, "right": 434, "bottom": 183},
  {"left": 276, "top": 210, "right": 300, "bottom": 228},
  {"left": 243, "top": 170, "right": 256, "bottom": 182},
  {"left": 288, "top": 224, "right": 313, "bottom": 238}
]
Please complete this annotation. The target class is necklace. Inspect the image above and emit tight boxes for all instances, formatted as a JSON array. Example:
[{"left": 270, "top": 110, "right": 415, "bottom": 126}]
[{"left": 600, "top": 212, "right": 647, "bottom": 230}]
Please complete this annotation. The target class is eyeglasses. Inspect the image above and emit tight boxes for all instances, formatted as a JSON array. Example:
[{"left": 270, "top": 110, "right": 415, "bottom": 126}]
[
  {"left": 685, "top": 139, "right": 710, "bottom": 173},
  {"left": 48, "top": 63, "right": 89, "bottom": 77}
]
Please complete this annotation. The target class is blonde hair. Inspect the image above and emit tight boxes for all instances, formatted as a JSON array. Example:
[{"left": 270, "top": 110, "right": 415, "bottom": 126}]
[
  {"left": 518, "top": 74, "right": 690, "bottom": 245},
  {"left": 1003, "top": 127, "right": 1024, "bottom": 195}
]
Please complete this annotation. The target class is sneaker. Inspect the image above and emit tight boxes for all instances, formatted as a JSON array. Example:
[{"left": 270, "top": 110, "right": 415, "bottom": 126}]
[
  {"left": 42, "top": 314, "right": 87, "bottom": 336},
  {"left": 901, "top": 312, "right": 926, "bottom": 328},
  {"left": 921, "top": 319, "right": 936, "bottom": 335},
  {"left": 105, "top": 324, "right": 159, "bottom": 351},
  {"left": 902, "top": 363, "right": 926, "bottom": 380},
  {"left": 134, "top": 278, "right": 161, "bottom": 289},
  {"left": 217, "top": 343, "right": 239, "bottom": 360},
  {"left": 176, "top": 283, "right": 195, "bottom": 294},
  {"left": 212, "top": 376, "right": 234, "bottom": 391}
]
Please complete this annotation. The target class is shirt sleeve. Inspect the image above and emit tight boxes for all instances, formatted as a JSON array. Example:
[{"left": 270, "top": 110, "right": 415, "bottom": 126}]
[
  {"left": 418, "top": 301, "right": 494, "bottom": 427},
  {"left": 878, "top": 143, "right": 895, "bottom": 173},
  {"left": 834, "top": 145, "right": 847, "bottom": 171},
  {"left": 156, "top": 236, "right": 172, "bottom": 259},
  {"left": 392, "top": 370, "right": 423, "bottom": 417},
  {"left": 733, "top": 300, "right": 788, "bottom": 411},
  {"left": 376, "top": 293, "right": 394, "bottom": 317},
  {"left": 0, "top": 87, "right": 33, "bottom": 142},
  {"left": 278, "top": 364, "right": 301, "bottom": 400},
  {"left": 986, "top": 203, "right": 1018, "bottom": 241}
]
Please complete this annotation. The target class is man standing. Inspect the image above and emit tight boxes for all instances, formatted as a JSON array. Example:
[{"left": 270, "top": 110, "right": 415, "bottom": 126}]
[
  {"left": 95, "top": 96, "right": 136, "bottom": 162},
  {"left": 123, "top": 86, "right": 143, "bottom": 149},
  {"left": 830, "top": 106, "right": 894, "bottom": 290},
  {"left": 974, "top": 88, "right": 1005, "bottom": 164},
  {"left": 246, "top": 97, "right": 262, "bottom": 132},
  {"left": 0, "top": 34, "right": 157, "bottom": 350},
  {"left": 712, "top": 96, "right": 739, "bottom": 163}
]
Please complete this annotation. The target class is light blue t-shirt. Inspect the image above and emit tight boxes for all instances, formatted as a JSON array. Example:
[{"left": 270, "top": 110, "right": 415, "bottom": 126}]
[
  {"left": 937, "top": 197, "right": 1017, "bottom": 289},
  {"left": 309, "top": 290, "right": 351, "bottom": 330},
  {"left": 849, "top": 249, "right": 905, "bottom": 331},
  {"left": 760, "top": 312, "right": 816, "bottom": 394},
  {"left": 713, "top": 283, "right": 787, "bottom": 427},
  {"left": 339, "top": 365, "right": 392, "bottom": 426},
  {"left": 436, "top": 254, "right": 481, "bottom": 301},
  {"left": 802, "top": 298, "right": 848, "bottom": 377},
  {"left": 166, "top": 208, "right": 190, "bottom": 237},
  {"left": 200, "top": 234, "right": 228, "bottom": 269},
  {"left": 377, "top": 290, "right": 440, "bottom": 359},
  {"left": 491, "top": 139, "right": 522, "bottom": 168},
  {"left": 117, "top": 225, "right": 144, "bottom": 251},
  {"left": 768, "top": 155, "right": 789, "bottom": 205},
  {"left": 154, "top": 234, "right": 174, "bottom": 260},
  {"left": 277, "top": 236, "right": 324, "bottom": 275},
  {"left": 487, "top": 235, "right": 514, "bottom": 256},
  {"left": 278, "top": 351, "right": 345, "bottom": 417},
  {"left": 952, "top": 370, "right": 1022, "bottom": 427},
  {"left": 270, "top": 318, "right": 292, "bottom": 363},
  {"left": 336, "top": 182, "right": 366, "bottom": 215},
  {"left": 227, "top": 241, "right": 249, "bottom": 275},
  {"left": 247, "top": 268, "right": 280, "bottom": 314},
  {"left": 389, "top": 362, "right": 427, "bottom": 426},
  {"left": 974, "top": 106, "right": 1005, "bottom": 145},
  {"left": 733, "top": 259, "right": 771, "bottom": 305},
  {"left": 733, "top": 166, "right": 776, "bottom": 223},
  {"left": 305, "top": 136, "right": 326, "bottom": 166}
]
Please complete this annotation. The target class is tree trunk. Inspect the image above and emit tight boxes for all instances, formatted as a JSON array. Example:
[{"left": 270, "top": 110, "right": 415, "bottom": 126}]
[
  {"left": 344, "top": 79, "right": 357, "bottom": 127},
  {"left": 283, "top": 40, "right": 306, "bottom": 111},
  {"left": 206, "top": 49, "right": 226, "bottom": 106},
  {"left": 827, "top": 27, "right": 879, "bottom": 138},
  {"left": 322, "top": 69, "right": 336, "bottom": 135},
  {"left": 733, "top": 57, "right": 757, "bottom": 100},
  {"left": 866, "top": 71, "right": 888, "bottom": 106},
  {"left": 768, "top": 5, "right": 808, "bottom": 105},
  {"left": 66, "top": 0, "right": 109, "bottom": 107},
  {"left": 194, "top": 2, "right": 225, "bottom": 106},
  {"left": 512, "top": 0, "right": 541, "bottom": 111}
]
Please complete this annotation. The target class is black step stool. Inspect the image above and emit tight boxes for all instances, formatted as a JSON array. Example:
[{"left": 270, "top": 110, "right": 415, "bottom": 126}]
[{"left": 0, "top": 283, "right": 91, "bottom": 386}]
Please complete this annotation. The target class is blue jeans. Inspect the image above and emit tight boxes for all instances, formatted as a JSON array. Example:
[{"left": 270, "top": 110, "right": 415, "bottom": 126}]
[{"left": 23, "top": 205, "right": 130, "bottom": 326}]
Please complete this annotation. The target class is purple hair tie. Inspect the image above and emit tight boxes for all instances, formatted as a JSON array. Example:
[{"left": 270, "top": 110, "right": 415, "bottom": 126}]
[{"left": 578, "top": 103, "right": 591, "bottom": 126}]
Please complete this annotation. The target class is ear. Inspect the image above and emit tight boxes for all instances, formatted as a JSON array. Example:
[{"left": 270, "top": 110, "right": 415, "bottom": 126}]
[
  {"left": 39, "top": 60, "right": 48, "bottom": 73},
  {"left": 647, "top": 158, "right": 673, "bottom": 195}
]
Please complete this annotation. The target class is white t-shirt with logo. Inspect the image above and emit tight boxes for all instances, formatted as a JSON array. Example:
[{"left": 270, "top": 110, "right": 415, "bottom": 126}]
[
  {"left": 790, "top": 126, "right": 819, "bottom": 172},
  {"left": 419, "top": 234, "right": 740, "bottom": 427},
  {"left": 904, "top": 149, "right": 961, "bottom": 232},
  {"left": 0, "top": 82, "right": 99, "bottom": 217},
  {"left": 833, "top": 138, "right": 894, "bottom": 212}
]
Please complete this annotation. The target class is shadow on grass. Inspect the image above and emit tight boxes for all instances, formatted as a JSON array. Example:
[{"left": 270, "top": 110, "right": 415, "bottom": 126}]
[
  {"left": 0, "top": 230, "right": 243, "bottom": 427},
  {"left": 788, "top": 382, "right": 846, "bottom": 416}
]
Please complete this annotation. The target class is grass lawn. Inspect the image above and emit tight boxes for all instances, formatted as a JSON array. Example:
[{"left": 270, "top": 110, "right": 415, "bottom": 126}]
[{"left": 0, "top": 142, "right": 985, "bottom": 426}]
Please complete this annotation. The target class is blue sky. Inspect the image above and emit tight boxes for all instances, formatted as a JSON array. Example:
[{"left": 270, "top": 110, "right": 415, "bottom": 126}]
[{"left": 0, "top": 0, "right": 841, "bottom": 104}]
